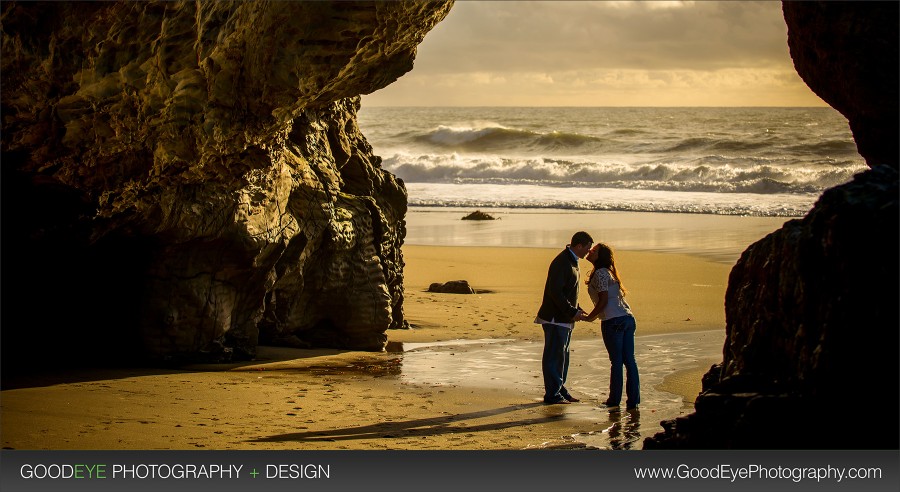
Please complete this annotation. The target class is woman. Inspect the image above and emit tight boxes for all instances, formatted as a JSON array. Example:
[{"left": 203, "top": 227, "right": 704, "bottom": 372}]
[{"left": 584, "top": 243, "right": 640, "bottom": 409}]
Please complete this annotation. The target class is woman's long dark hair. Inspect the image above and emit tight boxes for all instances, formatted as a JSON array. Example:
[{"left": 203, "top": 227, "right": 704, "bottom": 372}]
[{"left": 586, "top": 243, "right": 626, "bottom": 295}]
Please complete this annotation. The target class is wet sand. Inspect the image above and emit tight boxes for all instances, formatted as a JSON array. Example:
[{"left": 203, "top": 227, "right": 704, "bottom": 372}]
[
  {"left": 1, "top": 210, "right": 758, "bottom": 450},
  {"left": 404, "top": 207, "right": 791, "bottom": 265}
]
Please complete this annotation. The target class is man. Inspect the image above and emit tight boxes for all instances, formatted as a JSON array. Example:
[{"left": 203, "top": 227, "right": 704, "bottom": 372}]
[{"left": 535, "top": 231, "right": 593, "bottom": 404}]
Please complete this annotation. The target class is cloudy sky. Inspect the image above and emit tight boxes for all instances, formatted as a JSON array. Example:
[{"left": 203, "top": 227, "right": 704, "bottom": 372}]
[{"left": 362, "top": 1, "right": 826, "bottom": 107}]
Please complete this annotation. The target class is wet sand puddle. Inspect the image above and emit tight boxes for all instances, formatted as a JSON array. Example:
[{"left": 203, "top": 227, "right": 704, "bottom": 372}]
[{"left": 394, "top": 330, "right": 725, "bottom": 450}]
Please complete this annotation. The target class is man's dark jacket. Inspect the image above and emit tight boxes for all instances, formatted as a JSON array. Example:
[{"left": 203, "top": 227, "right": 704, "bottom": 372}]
[{"left": 537, "top": 248, "right": 581, "bottom": 323}]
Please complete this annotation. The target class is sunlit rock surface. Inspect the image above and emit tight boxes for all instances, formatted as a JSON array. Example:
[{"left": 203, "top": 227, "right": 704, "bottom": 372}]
[
  {"left": 645, "top": 1, "right": 899, "bottom": 449},
  {"left": 1, "top": 0, "right": 453, "bottom": 364}
]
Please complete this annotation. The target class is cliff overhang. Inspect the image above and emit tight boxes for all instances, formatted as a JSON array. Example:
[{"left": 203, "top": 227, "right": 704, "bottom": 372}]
[{"left": 1, "top": 1, "right": 453, "bottom": 367}]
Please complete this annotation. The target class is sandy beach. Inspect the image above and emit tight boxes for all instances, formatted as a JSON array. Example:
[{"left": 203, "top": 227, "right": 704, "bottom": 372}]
[{"left": 1, "top": 210, "right": 778, "bottom": 451}]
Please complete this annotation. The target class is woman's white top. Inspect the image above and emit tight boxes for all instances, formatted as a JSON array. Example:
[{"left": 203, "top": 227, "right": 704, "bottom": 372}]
[{"left": 587, "top": 268, "right": 633, "bottom": 321}]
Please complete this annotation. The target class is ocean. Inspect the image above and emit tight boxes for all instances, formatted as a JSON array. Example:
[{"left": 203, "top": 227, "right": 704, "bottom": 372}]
[{"left": 357, "top": 106, "right": 866, "bottom": 217}]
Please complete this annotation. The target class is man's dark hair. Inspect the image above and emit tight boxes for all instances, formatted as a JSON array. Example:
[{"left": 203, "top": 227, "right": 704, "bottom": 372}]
[{"left": 571, "top": 231, "right": 593, "bottom": 247}]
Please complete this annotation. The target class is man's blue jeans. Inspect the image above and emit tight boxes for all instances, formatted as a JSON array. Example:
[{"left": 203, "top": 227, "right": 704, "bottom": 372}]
[
  {"left": 601, "top": 314, "right": 640, "bottom": 407},
  {"left": 542, "top": 323, "right": 573, "bottom": 402}
]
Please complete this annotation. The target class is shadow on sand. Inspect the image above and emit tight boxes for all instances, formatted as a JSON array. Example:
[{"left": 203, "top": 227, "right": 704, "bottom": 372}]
[
  {"left": 248, "top": 403, "right": 555, "bottom": 444},
  {"left": 0, "top": 346, "right": 355, "bottom": 390}
]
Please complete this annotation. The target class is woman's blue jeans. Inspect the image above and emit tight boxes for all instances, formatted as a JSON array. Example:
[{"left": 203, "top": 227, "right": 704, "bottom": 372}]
[{"left": 601, "top": 314, "right": 640, "bottom": 406}]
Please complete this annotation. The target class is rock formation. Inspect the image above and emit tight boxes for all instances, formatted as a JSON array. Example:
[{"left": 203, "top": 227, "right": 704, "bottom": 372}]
[
  {"left": 1, "top": 0, "right": 453, "bottom": 366},
  {"left": 461, "top": 210, "right": 497, "bottom": 220},
  {"left": 645, "top": 1, "right": 898, "bottom": 449},
  {"left": 427, "top": 280, "right": 477, "bottom": 295}
]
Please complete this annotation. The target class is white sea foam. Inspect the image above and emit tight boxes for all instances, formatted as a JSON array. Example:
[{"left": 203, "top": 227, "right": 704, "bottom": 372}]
[
  {"left": 403, "top": 182, "right": 816, "bottom": 217},
  {"left": 358, "top": 106, "right": 866, "bottom": 217},
  {"left": 381, "top": 151, "right": 861, "bottom": 196}
]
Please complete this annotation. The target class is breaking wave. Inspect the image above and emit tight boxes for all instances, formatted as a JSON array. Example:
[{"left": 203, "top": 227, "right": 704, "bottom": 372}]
[{"left": 382, "top": 152, "right": 864, "bottom": 195}]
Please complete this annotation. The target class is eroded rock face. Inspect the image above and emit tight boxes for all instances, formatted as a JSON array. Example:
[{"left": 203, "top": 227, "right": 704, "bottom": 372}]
[
  {"left": 645, "top": 2, "right": 898, "bottom": 449},
  {"left": 646, "top": 166, "right": 898, "bottom": 449},
  {"left": 783, "top": 1, "right": 899, "bottom": 169},
  {"left": 1, "top": 0, "right": 453, "bottom": 365}
]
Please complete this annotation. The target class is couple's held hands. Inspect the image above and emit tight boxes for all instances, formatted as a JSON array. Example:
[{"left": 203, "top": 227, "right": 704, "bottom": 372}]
[{"left": 574, "top": 309, "right": 597, "bottom": 323}]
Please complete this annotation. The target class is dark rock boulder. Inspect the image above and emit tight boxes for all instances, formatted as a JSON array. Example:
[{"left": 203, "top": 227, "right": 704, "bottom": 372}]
[
  {"left": 427, "top": 280, "right": 477, "bottom": 294},
  {"left": 461, "top": 210, "right": 497, "bottom": 220},
  {"left": 1, "top": 0, "right": 453, "bottom": 367},
  {"left": 645, "top": 166, "right": 899, "bottom": 449},
  {"left": 645, "top": 2, "right": 899, "bottom": 449}
]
